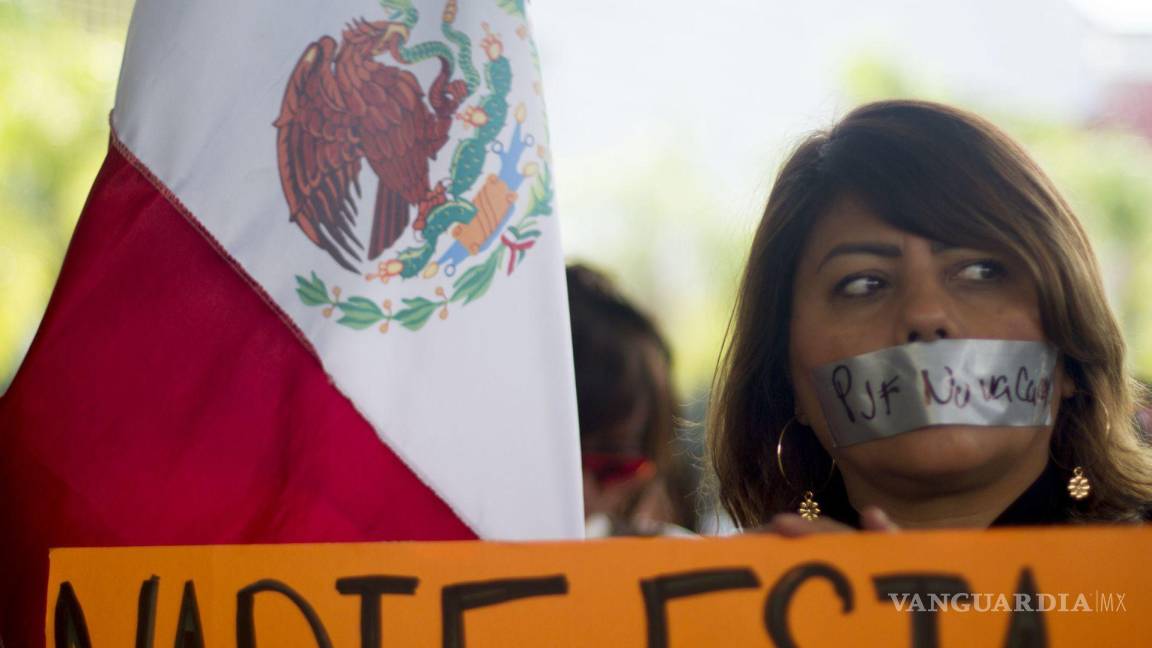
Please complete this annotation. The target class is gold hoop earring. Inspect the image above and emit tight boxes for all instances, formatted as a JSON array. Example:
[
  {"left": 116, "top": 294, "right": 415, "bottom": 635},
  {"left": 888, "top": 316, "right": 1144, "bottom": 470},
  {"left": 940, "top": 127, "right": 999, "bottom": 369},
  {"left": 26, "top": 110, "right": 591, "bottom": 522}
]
[{"left": 777, "top": 417, "right": 837, "bottom": 520}]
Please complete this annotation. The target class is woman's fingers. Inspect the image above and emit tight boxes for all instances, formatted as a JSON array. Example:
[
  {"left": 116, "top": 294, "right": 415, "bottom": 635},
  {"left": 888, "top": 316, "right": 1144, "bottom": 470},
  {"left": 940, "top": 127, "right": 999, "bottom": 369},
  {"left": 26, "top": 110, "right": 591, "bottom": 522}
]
[
  {"left": 762, "top": 513, "right": 858, "bottom": 536},
  {"left": 859, "top": 506, "right": 900, "bottom": 532}
]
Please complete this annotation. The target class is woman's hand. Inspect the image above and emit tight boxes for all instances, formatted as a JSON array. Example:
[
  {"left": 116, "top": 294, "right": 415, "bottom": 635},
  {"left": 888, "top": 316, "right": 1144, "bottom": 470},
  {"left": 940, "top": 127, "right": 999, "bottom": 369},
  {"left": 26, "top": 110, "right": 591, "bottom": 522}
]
[{"left": 756, "top": 506, "right": 900, "bottom": 537}]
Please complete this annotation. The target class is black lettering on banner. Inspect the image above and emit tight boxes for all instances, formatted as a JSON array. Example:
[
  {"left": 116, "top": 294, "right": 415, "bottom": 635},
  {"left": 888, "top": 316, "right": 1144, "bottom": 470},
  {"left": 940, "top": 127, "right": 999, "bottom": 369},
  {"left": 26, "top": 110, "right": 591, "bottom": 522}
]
[
  {"left": 921, "top": 368, "right": 953, "bottom": 406},
  {"left": 955, "top": 382, "right": 971, "bottom": 407},
  {"left": 174, "top": 581, "right": 206, "bottom": 648},
  {"left": 336, "top": 575, "right": 419, "bottom": 648},
  {"left": 1037, "top": 378, "right": 1051, "bottom": 406},
  {"left": 861, "top": 382, "right": 878, "bottom": 420},
  {"left": 873, "top": 573, "right": 969, "bottom": 648},
  {"left": 54, "top": 582, "right": 93, "bottom": 648},
  {"left": 1003, "top": 568, "right": 1047, "bottom": 648},
  {"left": 1015, "top": 367, "right": 1037, "bottom": 404},
  {"left": 639, "top": 568, "right": 760, "bottom": 648},
  {"left": 135, "top": 576, "right": 159, "bottom": 648},
  {"left": 980, "top": 375, "right": 1012, "bottom": 402},
  {"left": 879, "top": 376, "right": 901, "bottom": 416},
  {"left": 832, "top": 365, "right": 856, "bottom": 422},
  {"left": 236, "top": 579, "right": 333, "bottom": 648},
  {"left": 441, "top": 575, "right": 568, "bottom": 648},
  {"left": 764, "top": 562, "right": 852, "bottom": 648}
]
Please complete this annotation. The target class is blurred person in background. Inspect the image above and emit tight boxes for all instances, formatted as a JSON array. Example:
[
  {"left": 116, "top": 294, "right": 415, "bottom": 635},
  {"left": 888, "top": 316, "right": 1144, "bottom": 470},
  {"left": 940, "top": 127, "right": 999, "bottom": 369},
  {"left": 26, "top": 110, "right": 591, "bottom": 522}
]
[{"left": 567, "top": 264, "right": 697, "bottom": 536}]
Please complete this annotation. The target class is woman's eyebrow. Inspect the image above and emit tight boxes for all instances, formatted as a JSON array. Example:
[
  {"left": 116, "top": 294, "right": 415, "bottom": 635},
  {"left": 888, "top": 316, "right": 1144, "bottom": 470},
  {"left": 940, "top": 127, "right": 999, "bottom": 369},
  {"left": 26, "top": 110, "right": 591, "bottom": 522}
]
[
  {"left": 815, "top": 240, "right": 965, "bottom": 271},
  {"left": 816, "top": 242, "right": 901, "bottom": 271}
]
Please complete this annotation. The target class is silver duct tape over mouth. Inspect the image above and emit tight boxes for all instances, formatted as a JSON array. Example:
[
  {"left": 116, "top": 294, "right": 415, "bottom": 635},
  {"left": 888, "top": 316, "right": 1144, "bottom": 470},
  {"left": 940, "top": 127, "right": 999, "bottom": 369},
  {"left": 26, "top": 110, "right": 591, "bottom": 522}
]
[{"left": 811, "top": 339, "right": 1058, "bottom": 448}]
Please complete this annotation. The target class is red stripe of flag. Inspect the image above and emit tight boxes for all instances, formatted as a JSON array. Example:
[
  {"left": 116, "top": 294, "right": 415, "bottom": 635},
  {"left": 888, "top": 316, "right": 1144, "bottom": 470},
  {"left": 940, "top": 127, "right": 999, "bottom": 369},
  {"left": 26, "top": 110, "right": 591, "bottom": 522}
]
[{"left": 0, "top": 139, "right": 474, "bottom": 646}]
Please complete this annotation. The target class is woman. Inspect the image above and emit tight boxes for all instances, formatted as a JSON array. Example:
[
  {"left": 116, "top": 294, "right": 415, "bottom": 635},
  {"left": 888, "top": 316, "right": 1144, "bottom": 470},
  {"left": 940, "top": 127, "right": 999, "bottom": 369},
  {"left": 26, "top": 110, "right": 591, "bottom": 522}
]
[
  {"left": 708, "top": 100, "right": 1152, "bottom": 533},
  {"left": 567, "top": 264, "right": 696, "bottom": 536}
]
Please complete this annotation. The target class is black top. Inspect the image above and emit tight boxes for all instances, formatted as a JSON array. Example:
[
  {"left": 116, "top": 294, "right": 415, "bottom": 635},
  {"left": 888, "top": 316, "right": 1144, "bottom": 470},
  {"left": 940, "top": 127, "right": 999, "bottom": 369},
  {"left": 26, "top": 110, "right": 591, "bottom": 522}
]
[
  {"left": 822, "top": 460, "right": 1087, "bottom": 529},
  {"left": 990, "top": 460, "right": 1082, "bottom": 526}
]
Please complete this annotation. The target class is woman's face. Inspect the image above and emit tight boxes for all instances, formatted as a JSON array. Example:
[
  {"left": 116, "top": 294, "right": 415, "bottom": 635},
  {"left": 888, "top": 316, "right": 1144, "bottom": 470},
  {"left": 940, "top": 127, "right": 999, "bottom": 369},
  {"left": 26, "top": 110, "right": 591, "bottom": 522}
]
[{"left": 788, "top": 196, "right": 1067, "bottom": 496}]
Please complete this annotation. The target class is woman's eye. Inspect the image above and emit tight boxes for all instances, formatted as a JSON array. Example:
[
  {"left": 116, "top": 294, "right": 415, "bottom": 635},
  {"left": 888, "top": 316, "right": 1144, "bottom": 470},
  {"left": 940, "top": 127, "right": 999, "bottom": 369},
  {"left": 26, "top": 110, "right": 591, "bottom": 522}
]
[
  {"left": 834, "top": 275, "right": 886, "bottom": 298},
  {"left": 954, "top": 260, "right": 1006, "bottom": 283}
]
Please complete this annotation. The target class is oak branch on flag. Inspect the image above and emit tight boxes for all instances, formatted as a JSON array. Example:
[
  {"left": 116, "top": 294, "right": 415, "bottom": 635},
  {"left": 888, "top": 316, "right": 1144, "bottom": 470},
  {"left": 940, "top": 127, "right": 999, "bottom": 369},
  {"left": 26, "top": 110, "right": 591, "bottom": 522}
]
[{"left": 0, "top": 0, "right": 582, "bottom": 645}]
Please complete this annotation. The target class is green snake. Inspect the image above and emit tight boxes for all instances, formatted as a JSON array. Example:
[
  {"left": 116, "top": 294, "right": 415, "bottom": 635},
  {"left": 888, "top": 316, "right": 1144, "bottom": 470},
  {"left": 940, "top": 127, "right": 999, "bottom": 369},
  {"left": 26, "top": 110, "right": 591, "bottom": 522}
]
[
  {"left": 377, "top": 0, "right": 513, "bottom": 277},
  {"left": 380, "top": 0, "right": 481, "bottom": 94},
  {"left": 395, "top": 201, "right": 477, "bottom": 278}
]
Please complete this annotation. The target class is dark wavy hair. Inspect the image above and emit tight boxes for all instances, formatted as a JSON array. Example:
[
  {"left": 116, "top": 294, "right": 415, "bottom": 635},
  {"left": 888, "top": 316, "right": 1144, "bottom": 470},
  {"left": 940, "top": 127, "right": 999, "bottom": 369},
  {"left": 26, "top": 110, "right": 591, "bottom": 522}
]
[
  {"left": 708, "top": 100, "right": 1152, "bottom": 528},
  {"left": 567, "top": 264, "right": 696, "bottom": 528}
]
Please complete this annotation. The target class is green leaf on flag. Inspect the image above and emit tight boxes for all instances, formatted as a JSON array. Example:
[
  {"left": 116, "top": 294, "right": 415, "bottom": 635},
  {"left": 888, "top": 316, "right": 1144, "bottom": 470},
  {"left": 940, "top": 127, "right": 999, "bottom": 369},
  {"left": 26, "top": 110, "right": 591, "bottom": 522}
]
[
  {"left": 296, "top": 273, "right": 330, "bottom": 306},
  {"left": 495, "top": 0, "right": 526, "bottom": 18},
  {"left": 451, "top": 248, "right": 502, "bottom": 305},
  {"left": 336, "top": 297, "right": 385, "bottom": 329},
  {"left": 526, "top": 165, "right": 554, "bottom": 218},
  {"left": 394, "top": 297, "right": 440, "bottom": 331}
]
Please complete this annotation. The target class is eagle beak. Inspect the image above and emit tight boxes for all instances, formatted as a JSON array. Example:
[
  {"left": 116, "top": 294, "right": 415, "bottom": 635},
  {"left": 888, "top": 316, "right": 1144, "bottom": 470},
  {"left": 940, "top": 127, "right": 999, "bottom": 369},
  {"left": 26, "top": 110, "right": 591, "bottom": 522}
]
[{"left": 374, "top": 23, "right": 408, "bottom": 56}]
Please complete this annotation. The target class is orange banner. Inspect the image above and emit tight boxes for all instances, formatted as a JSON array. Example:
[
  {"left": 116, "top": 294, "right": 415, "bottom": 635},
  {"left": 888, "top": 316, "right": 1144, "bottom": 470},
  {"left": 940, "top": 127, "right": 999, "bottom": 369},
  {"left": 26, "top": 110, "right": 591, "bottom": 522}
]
[{"left": 48, "top": 526, "right": 1150, "bottom": 647}]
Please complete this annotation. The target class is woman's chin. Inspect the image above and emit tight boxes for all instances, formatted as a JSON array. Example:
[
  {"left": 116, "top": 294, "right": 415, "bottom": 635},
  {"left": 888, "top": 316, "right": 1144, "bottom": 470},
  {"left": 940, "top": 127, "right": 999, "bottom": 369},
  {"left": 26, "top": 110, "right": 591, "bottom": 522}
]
[{"left": 836, "top": 425, "right": 1046, "bottom": 489}]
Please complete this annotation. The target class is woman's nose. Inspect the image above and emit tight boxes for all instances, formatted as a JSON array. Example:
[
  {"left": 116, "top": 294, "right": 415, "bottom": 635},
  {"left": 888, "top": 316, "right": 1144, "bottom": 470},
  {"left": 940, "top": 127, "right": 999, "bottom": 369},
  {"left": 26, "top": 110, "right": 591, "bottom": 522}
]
[{"left": 899, "top": 278, "right": 956, "bottom": 343}]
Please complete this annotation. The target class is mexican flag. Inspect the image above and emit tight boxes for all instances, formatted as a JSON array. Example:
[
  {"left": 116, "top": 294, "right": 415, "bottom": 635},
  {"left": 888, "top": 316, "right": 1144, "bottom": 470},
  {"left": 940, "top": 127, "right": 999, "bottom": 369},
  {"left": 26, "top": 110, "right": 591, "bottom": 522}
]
[{"left": 0, "top": 0, "right": 582, "bottom": 642}]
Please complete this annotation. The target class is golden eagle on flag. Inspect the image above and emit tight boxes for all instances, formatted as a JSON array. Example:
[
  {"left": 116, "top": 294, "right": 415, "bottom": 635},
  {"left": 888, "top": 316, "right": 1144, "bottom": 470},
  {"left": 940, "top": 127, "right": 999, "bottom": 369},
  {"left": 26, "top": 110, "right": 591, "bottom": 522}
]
[{"left": 275, "top": 17, "right": 467, "bottom": 272}]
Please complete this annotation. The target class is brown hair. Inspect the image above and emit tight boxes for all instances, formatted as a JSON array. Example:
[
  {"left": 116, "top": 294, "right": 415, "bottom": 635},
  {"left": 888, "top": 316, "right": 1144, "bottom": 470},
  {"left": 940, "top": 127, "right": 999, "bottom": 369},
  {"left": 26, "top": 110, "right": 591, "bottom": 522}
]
[
  {"left": 567, "top": 264, "right": 672, "bottom": 457},
  {"left": 567, "top": 264, "right": 696, "bottom": 529},
  {"left": 708, "top": 99, "right": 1152, "bottom": 528}
]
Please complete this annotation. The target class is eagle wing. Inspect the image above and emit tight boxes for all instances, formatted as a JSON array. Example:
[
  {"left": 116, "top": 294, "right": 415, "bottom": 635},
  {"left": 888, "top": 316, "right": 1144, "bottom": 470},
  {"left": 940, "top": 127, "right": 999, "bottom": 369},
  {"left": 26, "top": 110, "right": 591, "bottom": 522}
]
[
  {"left": 275, "top": 37, "right": 364, "bottom": 272},
  {"left": 357, "top": 64, "right": 436, "bottom": 260}
]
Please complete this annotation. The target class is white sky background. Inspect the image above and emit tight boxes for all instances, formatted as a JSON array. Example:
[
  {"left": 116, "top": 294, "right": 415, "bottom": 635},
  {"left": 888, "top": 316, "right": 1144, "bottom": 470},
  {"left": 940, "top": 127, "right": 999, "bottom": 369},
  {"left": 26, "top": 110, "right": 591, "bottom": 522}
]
[
  {"left": 530, "top": 0, "right": 1148, "bottom": 248},
  {"left": 1067, "top": 0, "right": 1152, "bottom": 32}
]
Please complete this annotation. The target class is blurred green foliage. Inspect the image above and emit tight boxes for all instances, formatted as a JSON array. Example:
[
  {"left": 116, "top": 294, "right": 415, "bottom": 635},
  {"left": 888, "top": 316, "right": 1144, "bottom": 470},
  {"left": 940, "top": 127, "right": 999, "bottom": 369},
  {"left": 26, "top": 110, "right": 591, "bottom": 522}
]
[{"left": 0, "top": 1, "right": 126, "bottom": 392}]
